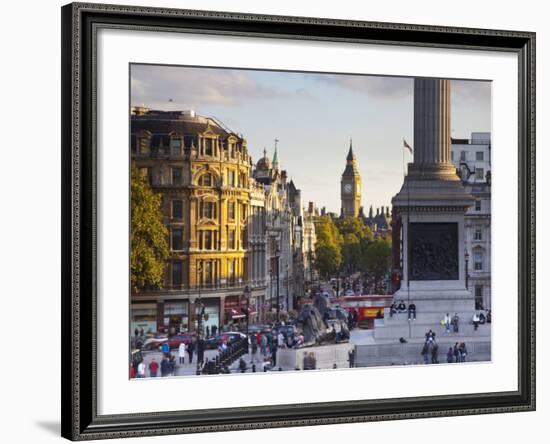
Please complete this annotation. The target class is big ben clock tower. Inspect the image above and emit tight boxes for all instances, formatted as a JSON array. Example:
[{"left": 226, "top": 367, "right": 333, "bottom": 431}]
[{"left": 341, "top": 139, "right": 362, "bottom": 218}]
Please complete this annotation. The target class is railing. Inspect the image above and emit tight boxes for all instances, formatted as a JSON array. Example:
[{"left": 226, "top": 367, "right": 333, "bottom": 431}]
[{"left": 199, "top": 337, "right": 249, "bottom": 375}]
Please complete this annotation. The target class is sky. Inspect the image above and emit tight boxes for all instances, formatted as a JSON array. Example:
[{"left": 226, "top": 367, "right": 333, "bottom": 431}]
[{"left": 131, "top": 64, "right": 491, "bottom": 213}]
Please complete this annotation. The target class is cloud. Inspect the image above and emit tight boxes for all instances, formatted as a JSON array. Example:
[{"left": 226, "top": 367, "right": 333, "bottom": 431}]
[
  {"left": 451, "top": 79, "right": 492, "bottom": 106},
  {"left": 131, "top": 65, "right": 303, "bottom": 109},
  {"left": 308, "top": 73, "right": 413, "bottom": 98}
]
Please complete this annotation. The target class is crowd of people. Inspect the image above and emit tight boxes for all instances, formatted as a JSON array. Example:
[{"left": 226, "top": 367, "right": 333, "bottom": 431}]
[{"left": 419, "top": 328, "right": 469, "bottom": 365}]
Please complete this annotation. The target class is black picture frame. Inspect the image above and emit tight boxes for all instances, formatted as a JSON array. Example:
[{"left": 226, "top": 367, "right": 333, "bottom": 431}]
[{"left": 61, "top": 2, "right": 536, "bottom": 440}]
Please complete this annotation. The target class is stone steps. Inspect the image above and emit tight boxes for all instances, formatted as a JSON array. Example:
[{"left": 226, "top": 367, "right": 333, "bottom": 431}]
[
  {"left": 382, "top": 311, "right": 486, "bottom": 325},
  {"left": 355, "top": 340, "right": 491, "bottom": 367},
  {"left": 373, "top": 322, "right": 490, "bottom": 339}
]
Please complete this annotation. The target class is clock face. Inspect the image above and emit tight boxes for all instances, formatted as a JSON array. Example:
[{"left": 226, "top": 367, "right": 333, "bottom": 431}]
[{"left": 344, "top": 183, "right": 353, "bottom": 194}]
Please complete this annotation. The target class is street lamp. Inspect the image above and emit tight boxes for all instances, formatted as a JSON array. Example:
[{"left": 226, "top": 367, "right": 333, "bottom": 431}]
[
  {"left": 241, "top": 285, "right": 251, "bottom": 337},
  {"left": 275, "top": 246, "right": 281, "bottom": 323},
  {"left": 464, "top": 249, "right": 470, "bottom": 289},
  {"left": 195, "top": 263, "right": 204, "bottom": 375}
]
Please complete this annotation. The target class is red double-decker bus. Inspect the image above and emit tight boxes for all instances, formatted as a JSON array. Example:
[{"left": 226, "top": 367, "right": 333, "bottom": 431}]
[{"left": 330, "top": 295, "right": 393, "bottom": 329}]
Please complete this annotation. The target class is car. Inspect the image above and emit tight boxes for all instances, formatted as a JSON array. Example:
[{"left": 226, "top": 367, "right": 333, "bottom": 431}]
[
  {"left": 205, "top": 332, "right": 247, "bottom": 350},
  {"left": 166, "top": 333, "right": 195, "bottom": 349}
]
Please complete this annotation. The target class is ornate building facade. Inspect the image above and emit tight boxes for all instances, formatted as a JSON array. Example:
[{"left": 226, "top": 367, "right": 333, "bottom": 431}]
[
  {"left": 130, "top": 109, "right": 316, "bottom": 334},
  {"left": 130, "top": 108, "right": 265, "bottom": 334}
]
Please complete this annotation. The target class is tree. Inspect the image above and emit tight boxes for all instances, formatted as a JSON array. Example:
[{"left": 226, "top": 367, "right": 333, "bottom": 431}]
[
  {"left": 314, "top": 216, "right": 342, "bottom": 278},
  {"left": 336, "top": 217, "right": 373, "bottom": 272},
  {"left": 130, "top": 167, "right": 169, "bottom": 293},
  {"left": 361, "top": 237, "right": 392, "bottom": 293}
]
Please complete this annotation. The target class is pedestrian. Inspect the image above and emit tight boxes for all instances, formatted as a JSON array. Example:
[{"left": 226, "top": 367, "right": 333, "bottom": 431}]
[
  {"left": 137, "top": 360, "right": 146, "bottom": 378},
  {"left": 473, "top": 313, "right": 480, "bottom": 331},
  {"left": 168, "top": 355, "right": 176, "bottom": 376},
  {"left": 444, "top": 313, "right": 451, "bottom": 333},
  {"left": 206, "top": 325, "right": 210, "bottom": 338},
  {"left": 348, "top": 349, "right": 355, "bottom": 368},
  {"left": 447, "top": 347, "right": 454, "bottom": 363},
  {"left": 161, "top": 341, "right": 170, "bottom": 357},
  {"left": 421, "top": 343, "right": 429, "bottom": 365},
  {"left": 134, "top": 327, "right": 139, "bottom": 337},
  {"left": 211, "top": 325, "right": 217, "bottom": 336},
  {"left": 178, "top": 342, "right": 186, "bottom": 365},
  {"left": 197, "top": 338, "right": 205, "bottom": 365},
  {"left": 148, "top": 358, "right": 159, "bottom": 377},
  {"left": 334, "top": 320, "right": 342, "bottom": 343},
  {"left": 160, "top": 356, "right": 170, "bottom": 377},
  {"left": 187, "top": 339, "right": 195, "bottom": 364},
  {"left": 460, "top": 342, "right": 468, "bottom": 362},
  {"left": 260, "top": 333, "right": 268, "bottom": 356},
  {"left": 277, "top": 330, "right": 285, "bottom": 348},
  {"left": 452, "top": 313, "right": 460, "bottom": 333},
  {"left": 271, "top": 341, "right": 278, "bottom": 367},
  {"left": 129, "top": 364, "right": 135, "bottom": 379},
  {"left": 453, "top": 342, "right": 460, "bottom": 363},
  {"left": 408, "top": 302, "right": 416, "bottom": 321},
  {"left": 251, "top": 338, "right": 258, "bottom": 363}
]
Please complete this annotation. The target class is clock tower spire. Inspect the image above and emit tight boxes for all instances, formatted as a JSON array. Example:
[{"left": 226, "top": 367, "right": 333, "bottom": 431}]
[{"left": 341, "top": 138, "right": 362, "bottom": 218}]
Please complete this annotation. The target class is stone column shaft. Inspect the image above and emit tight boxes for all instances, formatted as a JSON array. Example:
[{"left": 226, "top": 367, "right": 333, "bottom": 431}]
[{"left": 413, "top": 78, "right": 451, "bottom": 165}]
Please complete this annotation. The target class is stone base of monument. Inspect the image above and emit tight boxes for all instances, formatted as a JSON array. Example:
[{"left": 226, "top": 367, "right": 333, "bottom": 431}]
[
  {"left": 355, "top": 338, "right": 491, "bottom": 367},
  {"left": 276, "top": 343, "right": 355, "bottom": 370}
]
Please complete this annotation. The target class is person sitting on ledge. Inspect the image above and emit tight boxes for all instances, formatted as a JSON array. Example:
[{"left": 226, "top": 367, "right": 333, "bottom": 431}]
[
  {"left": 390, "top": 303, "right": 397, "bottom": 318},
  {"left": 408, "top": 302, "right": 417, "bottom": 321},
  {"left": 397, "top": 300, "right": 407, "bottom": 312}
]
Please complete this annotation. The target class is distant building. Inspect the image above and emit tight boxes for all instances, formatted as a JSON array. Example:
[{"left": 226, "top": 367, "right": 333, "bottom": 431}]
[
  {"left": 451, "top": 132, "right": 492, "bottom": 310},
  {"left": 360, "top": 205, "right": 391, "bottom": 237}
]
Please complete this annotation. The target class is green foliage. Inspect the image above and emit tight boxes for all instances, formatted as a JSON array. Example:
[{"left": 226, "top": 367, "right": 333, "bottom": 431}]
[
  {"left": 130, "top": 167, "right": 169, "bottom": 293},
  {"left": 336, "top": 217, "right": 374, "bottom": 273},
  {"left": 314, "top": 216, "right": 343, "bottom": 278},
  {"left": 361, "top": 236, "right": 392, "bottom": 291}
]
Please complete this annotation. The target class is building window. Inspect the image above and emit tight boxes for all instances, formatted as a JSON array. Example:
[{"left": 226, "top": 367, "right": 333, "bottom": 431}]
[
  {"left": 476, "top": 151, "right": 484, "bottom": 161},
  {"left": 475, "top": 168, "right": 485, "bottom": 180},
  {"left": 474, "top": 251, "right": 483, "bottom": 271},
  {"left": 474, "top": 285, "right": 483, "bottom": 309},
  {"left": 204, "top": 138, "right": 213, "bottom": 156},
  {"left": 172, "top": 261, "right": 182, "bottom": 287},
  {"left": 202, "top": 201, "right": 215, "bottom": 219},
  {"left": 451, "top": 151, "right": 454, "bottom": 160},
  {"left": 171, "top": 167, "right": 183, "bottom": 185},
  {"left": 241, "top": 203, "right": 247, "bottom": 221},
  {"left": 228, "top": 229, "right": 235, "bottom": 249},
  {"left": 228, "top": 201, "right": 235, "bottom": 220},
  {"left": 172, "top": 200, "right": 183, "bottom": 219},
  {"left": 228, "top": 259, "right": 236, "bottom": 284},
  {"left": 475, "top": 199, "right": 481, "bottom": 211},
  {"left": 204, "top": 231, "right": 213, "bottom": 250},
  {"left": 170, "top": 137, "right": 182, "bottom": 156},
  {"left": 228, "top": 170, "right": 235, "bottom": 187},
  {"left": 199, "top": 173, "right": 212, "bottom": 187},
  {"left": 460, "top": 151, "right": 467, "bottom": 161},
  {"left": 474, "top": 228, "right": 482, "bottom": 241},
  {"left": 171, "top": 228, "right": 183, "bottom": 251}
]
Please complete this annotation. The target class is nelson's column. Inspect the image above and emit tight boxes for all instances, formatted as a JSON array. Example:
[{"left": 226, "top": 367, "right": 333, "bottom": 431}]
[{"left": 372, "top": 78, "right": 491, "bottom": 349}]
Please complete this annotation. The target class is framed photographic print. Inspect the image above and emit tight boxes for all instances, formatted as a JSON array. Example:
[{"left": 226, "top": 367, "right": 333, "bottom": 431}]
[{"left": 61, "top": 2, "right": 536, "bottom": 440}]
